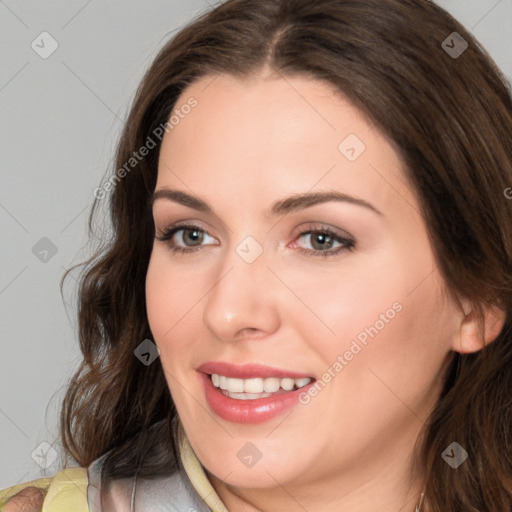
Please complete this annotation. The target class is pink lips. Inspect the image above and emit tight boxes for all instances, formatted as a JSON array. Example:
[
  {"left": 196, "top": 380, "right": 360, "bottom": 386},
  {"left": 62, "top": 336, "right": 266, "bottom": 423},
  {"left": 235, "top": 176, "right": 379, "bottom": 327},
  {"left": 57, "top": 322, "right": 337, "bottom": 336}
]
[
  {"left": 197, "top": 362, "right": 315, "bottom": 424},
  {"left": 198, "top": 362, "right": 313, "bottom": 380}
]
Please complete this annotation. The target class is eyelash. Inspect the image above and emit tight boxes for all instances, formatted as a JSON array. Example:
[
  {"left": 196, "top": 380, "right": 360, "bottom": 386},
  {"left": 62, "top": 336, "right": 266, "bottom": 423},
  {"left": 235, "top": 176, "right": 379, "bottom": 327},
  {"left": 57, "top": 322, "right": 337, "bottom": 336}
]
[{"left": 155, "top": 221, "right": 355, "bottom": 258}]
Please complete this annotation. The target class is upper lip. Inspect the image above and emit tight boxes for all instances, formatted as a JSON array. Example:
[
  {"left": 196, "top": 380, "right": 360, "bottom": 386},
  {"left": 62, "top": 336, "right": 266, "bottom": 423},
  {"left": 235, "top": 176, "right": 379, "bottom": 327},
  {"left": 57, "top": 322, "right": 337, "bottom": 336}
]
[{"left": 198, "top": 362, "right": 314, "bottom": 380}]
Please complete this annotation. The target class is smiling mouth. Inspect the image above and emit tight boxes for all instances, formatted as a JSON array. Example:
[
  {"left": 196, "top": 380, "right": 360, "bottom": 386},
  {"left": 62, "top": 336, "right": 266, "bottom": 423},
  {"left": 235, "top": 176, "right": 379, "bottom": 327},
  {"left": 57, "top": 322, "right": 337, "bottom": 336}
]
[{"left": 209, "top": 373, "right": 314, "bottom": 400}]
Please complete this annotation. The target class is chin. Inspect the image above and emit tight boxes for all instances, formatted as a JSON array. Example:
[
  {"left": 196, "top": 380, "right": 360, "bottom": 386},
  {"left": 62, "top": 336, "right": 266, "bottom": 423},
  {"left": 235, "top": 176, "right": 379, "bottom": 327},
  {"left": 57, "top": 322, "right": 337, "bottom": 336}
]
[{"left": 206, "top": 459, "right": 304, "bottom": 489}]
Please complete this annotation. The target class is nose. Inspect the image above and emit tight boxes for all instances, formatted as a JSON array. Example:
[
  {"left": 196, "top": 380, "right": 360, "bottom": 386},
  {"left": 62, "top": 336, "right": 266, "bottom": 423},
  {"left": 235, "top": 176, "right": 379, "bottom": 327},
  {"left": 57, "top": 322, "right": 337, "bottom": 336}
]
[{"left": 202, "top": 242, "right": 281, "bottom": 342}]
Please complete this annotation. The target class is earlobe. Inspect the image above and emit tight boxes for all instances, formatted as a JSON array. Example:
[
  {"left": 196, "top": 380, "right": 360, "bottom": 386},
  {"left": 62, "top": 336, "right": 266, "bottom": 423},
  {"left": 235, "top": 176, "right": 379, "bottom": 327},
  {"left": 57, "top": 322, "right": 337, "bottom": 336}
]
[{"left": 452, "top": 301, "right": 507, "bottom": 354}]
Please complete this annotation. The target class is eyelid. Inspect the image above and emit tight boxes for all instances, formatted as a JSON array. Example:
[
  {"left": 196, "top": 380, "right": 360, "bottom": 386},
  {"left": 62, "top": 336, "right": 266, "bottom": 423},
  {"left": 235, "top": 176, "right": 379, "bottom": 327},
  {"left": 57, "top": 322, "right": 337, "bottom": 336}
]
[
  {"left": 156, "top": 222, "right": 345, "bottom": 242},
  {"left": 291, "top": 222, "right": 352, "bottom": 241},
  {"left": 155, "top": 220, "right": 218, "bottom": 244},
  {"left": 155, "top": 220, "right": 355, "bottom": 257},
  {"left": 155, "top": 218, "right": 215, "bottom": 237},
  {"left": 290, "top": 223, "right": 355, "bottom": 257}
]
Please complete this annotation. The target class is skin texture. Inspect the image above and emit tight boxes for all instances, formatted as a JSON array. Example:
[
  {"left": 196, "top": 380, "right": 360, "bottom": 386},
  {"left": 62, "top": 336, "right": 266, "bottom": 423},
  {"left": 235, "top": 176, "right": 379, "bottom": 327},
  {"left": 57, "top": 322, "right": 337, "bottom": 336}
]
[
  {"left": 144, "top": 70, "right": 505, "bottom": 512},
  {"left": 4, "top": 487, "right": 45, "bottom": 512}
]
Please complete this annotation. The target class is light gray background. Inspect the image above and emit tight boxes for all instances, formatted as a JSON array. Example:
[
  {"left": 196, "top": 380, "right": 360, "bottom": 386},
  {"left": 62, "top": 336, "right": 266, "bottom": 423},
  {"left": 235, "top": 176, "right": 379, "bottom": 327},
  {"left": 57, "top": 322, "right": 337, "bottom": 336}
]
[{"left": 1, "top": 0, "right": 511, "bottom": 489}]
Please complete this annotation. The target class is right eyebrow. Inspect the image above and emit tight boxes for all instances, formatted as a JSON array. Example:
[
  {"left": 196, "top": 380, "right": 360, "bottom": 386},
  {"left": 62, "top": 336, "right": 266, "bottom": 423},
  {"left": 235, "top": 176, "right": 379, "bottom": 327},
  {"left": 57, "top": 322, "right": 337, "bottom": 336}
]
[{"left": 150, "top": 188, "right": 212, "bottom": 213}]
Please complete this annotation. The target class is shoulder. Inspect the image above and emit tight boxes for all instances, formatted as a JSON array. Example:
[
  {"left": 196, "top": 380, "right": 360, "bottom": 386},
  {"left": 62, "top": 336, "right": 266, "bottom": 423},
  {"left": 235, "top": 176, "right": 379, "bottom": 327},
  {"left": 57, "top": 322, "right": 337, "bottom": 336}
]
[
  {"left": 0, "top": 467, "right": 88, "bottom": 512},
  {"left": 0, "top": 476, "right": 53, "bottom": 511},
  {"left": 1, "top": 485, "right": 46, "bottom": 511}
]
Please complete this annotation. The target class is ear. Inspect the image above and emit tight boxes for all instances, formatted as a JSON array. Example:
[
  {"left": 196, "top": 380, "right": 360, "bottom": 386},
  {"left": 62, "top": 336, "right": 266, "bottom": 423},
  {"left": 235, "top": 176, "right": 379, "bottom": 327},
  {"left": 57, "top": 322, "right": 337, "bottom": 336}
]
[{"left": 452, "top": 299, "right": 507, "bottom": 354}]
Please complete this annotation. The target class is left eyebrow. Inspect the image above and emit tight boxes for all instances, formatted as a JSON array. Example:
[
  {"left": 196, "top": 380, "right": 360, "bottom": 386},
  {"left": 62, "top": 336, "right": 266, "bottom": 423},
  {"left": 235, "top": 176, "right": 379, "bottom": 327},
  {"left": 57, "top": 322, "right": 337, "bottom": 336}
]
[
  {"left": 268, "top": 190, "right": 383, "bottom": 217},
  {"left": 149, "top": 188, "right": 384, "bottom": 217}
]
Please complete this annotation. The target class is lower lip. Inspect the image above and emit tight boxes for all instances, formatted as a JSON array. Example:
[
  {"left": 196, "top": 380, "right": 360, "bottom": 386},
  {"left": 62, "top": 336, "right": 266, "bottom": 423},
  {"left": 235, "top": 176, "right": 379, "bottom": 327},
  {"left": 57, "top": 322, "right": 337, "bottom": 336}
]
[{"left": 200, "top": 373, "right": 313, "bottom": 424}]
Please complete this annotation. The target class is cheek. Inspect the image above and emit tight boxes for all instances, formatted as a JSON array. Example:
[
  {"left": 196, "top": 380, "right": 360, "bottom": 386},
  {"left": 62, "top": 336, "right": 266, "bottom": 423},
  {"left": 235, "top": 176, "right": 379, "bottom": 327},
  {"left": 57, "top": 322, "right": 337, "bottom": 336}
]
[
  {"left": 145, "top": 253, "right": 171, "bottom": 340},
  {"left": 145, "top": 249, "right": 203, "bottom": 336},
  {"left": 282, "top": 253, "right": 411, "bottom": 366},
  {"left": 326, "top": 268, "right": 454, "bottom": 427},
  {"left": 305, "top": 247, "right": 453, "bottom": 413},
  {"left": 145, "top": 249, "right": 218, "bottom": 388},
  {"left": 145, "top": 253, "right": 195, "bottom": 410},
  {"left": 145, "top": 252, "right": 189, "bottom": 364}
]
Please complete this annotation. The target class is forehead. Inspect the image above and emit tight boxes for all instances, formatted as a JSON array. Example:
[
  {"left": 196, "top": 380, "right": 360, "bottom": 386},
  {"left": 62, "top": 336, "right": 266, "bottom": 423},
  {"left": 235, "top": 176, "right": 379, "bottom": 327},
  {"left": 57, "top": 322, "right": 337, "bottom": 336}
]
[
  {"left": 160, "top": 72, "right": 376, "bottom": 162},
  {"left": 156, "top": 72, "right": 418, "bottom": 221}
]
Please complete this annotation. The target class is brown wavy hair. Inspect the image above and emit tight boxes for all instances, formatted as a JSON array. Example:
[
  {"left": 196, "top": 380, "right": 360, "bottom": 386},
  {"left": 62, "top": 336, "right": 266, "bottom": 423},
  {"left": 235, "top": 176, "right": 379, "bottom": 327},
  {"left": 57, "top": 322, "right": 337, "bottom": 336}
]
[{"left": 59, "top": 0, "right": 512, "bottom": 509}]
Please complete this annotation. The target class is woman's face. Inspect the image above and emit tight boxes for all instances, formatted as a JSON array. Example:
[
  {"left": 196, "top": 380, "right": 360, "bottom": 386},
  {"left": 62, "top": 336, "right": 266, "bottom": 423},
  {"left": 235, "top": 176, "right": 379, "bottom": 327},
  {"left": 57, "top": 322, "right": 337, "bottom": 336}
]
[{"left": 146, "top": 72, "right": 460, "bottom": 490}]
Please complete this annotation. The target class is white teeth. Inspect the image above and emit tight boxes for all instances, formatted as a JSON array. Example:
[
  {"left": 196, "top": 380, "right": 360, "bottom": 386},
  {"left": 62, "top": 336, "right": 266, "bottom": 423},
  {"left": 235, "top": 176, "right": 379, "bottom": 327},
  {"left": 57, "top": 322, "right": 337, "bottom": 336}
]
[
  {"left": 226, "top": 392, "right": 273, "bottom": 400},
  {"left": 295, "top": 377, "right": 311, "bottom": 389},
  {"left": 227, "top": 377, "right": 244, "bottom": 393},
  {"left": 263, "top": 377, "right": 280, "bottom": 393},
  {"left": 211, "top": 373, "right": 313, "bottom": 396},
  {"left": 280, "top": 378, "right": 295, "bottom": 391},
  {"left": 244, "top": 378, "right": 263, "bottom": 393}
]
